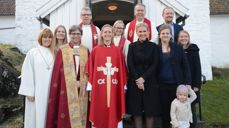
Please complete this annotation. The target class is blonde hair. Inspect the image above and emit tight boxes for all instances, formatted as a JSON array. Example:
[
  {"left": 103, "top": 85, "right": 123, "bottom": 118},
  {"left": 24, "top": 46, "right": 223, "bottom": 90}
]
[
  {"left": 112, "top": 20, "right": 125, "bottom": 37},
  {"left": 178, "top": 30, "right": 191, "bottom": 46},
  {"left": 99, "top": 24, "right": 113, "bottom": 46},
  {"left": 37, "top": 28, "right": 55, "bottom": 57},
  {"left": 176, "top": 84, "right": 188, "bottom": 95},
  {"left": 136, "top": 22, "right": 149, "bottom": 32}
]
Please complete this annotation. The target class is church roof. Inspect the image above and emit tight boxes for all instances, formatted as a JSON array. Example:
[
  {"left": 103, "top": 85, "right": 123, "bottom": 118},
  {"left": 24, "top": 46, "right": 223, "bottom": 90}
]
[
  {"left": 37, "top": 0, "right": 188, "bottom": 18},
  {"left": 159, "top": 0, "right": 188, "bottom": 17},
  {"left": 0, "top": 0, "right": 15, "bottom": 16},
  {"left": 210, "top": 0, "right": 229, "bottom": 15},
  {"left": 37, "top": 0, "right": 68, "bottom": 18}
]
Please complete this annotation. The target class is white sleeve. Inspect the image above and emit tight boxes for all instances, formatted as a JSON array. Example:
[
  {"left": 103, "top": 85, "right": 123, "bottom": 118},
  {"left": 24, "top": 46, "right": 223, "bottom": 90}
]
[
  {"left": 96, "top": 26, "right": 101, "bottom": 44},
  {"left": 123, "top": 39, "right": 130, "bottom": 63},
  {"left": 170, "top": 100, "right": 180, "bottom": 128},
  {"left": 18, "top": 50, "right": 35, "bottom": 97},
  {"left": 189, "top": 88, "right": 197, "bottom": 103},
  {"left": 151, "top": 22, "right": 158, "bottom": 43},
  {"left": 86, "top": 82, "right": 92, "bottom": 91}
]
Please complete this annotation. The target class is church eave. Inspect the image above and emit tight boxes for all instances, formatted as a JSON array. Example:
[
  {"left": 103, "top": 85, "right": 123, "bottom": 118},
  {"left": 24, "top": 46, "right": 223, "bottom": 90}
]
[
  {"left": 159, "top": 0, "right": 189, "bottom": 17},
  {"left": 36, "top": 0, "right": 69, "bottom": 18}
]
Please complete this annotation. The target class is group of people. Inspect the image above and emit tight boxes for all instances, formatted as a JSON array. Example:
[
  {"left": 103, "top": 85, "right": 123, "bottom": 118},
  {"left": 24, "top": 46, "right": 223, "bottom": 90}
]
[{"left": 18, "top": 3, "right": 202, "bottom": 128}]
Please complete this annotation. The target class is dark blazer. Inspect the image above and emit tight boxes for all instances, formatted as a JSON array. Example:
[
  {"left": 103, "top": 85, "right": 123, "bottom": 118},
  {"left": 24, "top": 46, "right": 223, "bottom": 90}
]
[
  {"left": 156, "top": 23, "right": 183, "bottom": 43},
  {"left": 158, "top": 42, "right": 191, "bottom": 85}
]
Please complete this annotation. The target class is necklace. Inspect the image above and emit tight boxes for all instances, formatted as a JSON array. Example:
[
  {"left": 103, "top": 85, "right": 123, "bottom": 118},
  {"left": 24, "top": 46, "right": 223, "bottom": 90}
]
[{"left": 38, "top": 47, "right": 53, "bottom": 70}]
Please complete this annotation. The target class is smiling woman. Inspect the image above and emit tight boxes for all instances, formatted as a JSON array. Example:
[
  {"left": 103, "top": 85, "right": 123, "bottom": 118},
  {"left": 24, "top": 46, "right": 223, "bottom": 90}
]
[
  {"left": 157, "top": 24, "right": 191, "bottom": 128},
  {"left": 126, "top": 22, "right": 160, "bottom": 128},
  {"left": 18, "top": 28, "right": 55, "bottom": 128},
  {"left": 87, "top": 24, "right": 127, "bottom": 128}
]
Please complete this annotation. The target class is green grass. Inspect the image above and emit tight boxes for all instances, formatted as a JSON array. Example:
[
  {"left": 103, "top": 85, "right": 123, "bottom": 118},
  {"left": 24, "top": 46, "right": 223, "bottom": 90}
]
[{"left": 201, "top": 68, "right": 229, "bottom": 127}]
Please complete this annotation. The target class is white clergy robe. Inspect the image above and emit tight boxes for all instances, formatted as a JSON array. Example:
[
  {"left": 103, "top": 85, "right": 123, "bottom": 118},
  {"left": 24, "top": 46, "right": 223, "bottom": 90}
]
[
  {"left": 18, "top": 45, "right": 54, "bottom": 128},
  {"left": 81, "top": 24, "right": 100, "bottom": 52}
]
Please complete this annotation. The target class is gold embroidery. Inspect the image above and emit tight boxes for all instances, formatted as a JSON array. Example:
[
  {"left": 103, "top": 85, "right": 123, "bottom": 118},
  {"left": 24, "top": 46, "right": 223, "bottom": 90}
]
[
  {"left": 129, "top": 29, "right": 133, "bottom": 38},
  {"left": 61, "top": 45, "right": 88, "bottom": 128}
]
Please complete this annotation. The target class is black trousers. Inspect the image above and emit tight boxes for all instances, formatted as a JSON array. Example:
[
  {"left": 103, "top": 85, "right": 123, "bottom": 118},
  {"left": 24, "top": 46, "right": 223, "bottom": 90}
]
[
  {"left": 159, "top": 84, "right": 177, "bottom": 128},
  {"left": 190, "top": 103, "right": 197, "bottom": 128}
]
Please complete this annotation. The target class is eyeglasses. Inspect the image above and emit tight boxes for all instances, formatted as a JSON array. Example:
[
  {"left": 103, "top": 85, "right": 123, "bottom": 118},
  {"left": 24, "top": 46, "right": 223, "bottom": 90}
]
[
  {"left": 81, "top": 14, "right": 92, "bottom": 16},
  {"left": 114, "top": 27, "right": 124, "bottom": 30},
  {"left": 70, "top": 33, "right": 81, "bottom": 35}
]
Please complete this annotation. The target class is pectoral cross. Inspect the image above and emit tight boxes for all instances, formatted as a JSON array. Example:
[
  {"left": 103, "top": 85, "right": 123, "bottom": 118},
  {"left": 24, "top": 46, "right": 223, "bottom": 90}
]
[{"left": 97, "top": 57, "right": 119, "bottom": 107}]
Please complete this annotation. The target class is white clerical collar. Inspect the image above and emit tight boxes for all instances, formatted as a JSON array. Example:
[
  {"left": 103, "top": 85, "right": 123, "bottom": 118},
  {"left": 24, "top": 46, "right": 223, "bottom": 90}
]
[
  {"left": 73, "top": 45, "right": 80, "bottom": 49},
  {"left": 114, "top": 36, "right": 121, "bottom": 39},
  {"left": 82, "top": 24, "right": 90, "bottom": 27},
  {"left": 136, "top": 19, "right": 144, "bottom": 24}
]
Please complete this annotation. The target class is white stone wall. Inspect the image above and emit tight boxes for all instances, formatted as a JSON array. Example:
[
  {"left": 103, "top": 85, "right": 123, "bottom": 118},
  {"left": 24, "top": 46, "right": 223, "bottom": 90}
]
[
  {"left": 0, "top": 16, "right": 15, "bottom": 44},
  {"left": 15, "top": 0, "right": 49, "bottom": 53},
  {"left": 179, "top": 0, "right": 212, "bottom": 80},
  {"left": 211, "top": 15, "right": 229, "bottom": 68}
]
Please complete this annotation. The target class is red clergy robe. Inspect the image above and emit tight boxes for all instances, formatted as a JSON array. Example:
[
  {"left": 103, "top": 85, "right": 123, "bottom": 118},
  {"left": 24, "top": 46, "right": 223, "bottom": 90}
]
[
  {"left": 87, "top": 45, "right": 127, "bottom": 128},
  {"left": 46, "top": 42, "right": 90, "bottom": 128},
  {"left": 127, "top": 18, "right": 152, "bottom": 43}
]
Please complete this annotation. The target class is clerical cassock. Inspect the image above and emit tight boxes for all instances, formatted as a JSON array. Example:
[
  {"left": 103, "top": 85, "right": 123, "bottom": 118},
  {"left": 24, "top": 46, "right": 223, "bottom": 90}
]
[
  {"left": 86, "top": 45, "right": 127, "bottom": 128},
  {"left": 46, "top": 42, "right": 89, "bottom": 128}
]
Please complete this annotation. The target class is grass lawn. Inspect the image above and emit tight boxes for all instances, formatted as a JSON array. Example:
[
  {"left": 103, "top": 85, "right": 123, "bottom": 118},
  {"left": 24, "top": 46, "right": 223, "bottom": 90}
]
[{"left": 200, "top": 68, "right": 229, "bottom": 127}]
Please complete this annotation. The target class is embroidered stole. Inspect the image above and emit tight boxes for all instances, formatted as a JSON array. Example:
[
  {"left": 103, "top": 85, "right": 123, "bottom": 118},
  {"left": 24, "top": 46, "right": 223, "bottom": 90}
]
[
  {"left": 61, "top": 45, "right": 88, "bottom": 128},
  {"left": 127, "top": 18, "right": 152, "bottom": 42}
]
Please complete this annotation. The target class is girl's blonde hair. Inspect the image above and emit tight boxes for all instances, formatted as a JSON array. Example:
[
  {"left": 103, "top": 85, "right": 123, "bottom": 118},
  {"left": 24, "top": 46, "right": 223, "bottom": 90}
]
[
  {"left": 99, "top": 24, "right": 114, "bottom": 46},
  {"left": 37, "top": 28, "right": 55, "bottom": 57}
]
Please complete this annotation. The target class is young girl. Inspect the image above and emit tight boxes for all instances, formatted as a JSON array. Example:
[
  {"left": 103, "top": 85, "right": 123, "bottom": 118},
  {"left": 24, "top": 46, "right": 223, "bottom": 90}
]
[{"left": 170, "top": 85, "right": 197, "bottom": 128}]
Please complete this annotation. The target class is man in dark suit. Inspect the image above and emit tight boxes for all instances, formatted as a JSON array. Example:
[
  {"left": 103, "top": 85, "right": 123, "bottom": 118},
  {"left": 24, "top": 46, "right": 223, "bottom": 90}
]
[{"left": 157, "top": 7, "right": 183, "bottom": 43}]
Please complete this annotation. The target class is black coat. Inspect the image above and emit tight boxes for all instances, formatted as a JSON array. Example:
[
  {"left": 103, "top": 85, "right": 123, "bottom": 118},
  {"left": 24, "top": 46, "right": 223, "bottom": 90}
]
[
  {"left": 185, "top": 43, "right": 202, "bottom": 103},
  {"left": 158, "top": 42, "right": 191, "bottom": 85},
  {"left": 157, "top": 23, "right": 183, "bottom": 43},
  {"left": 184, "top": 43, "right": 202, "bottom": 88},
  {"left": 126, "top": 40, "right": 160, "bottom": 116}
]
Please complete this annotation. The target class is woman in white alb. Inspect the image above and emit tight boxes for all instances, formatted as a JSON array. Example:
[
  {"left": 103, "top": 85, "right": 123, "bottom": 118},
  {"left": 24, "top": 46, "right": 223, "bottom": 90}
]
[
  {"left": 18, "top": 28, "right": 55, "bottom": 128},
  {"left": 113, "top": 20, "right": 130, "bottom": 62}
]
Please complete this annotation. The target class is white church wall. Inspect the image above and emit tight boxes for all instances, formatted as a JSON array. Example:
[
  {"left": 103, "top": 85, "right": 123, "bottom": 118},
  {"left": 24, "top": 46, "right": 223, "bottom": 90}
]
[
  {"left": 178, "top": 0, "right": 212, "bottom": 80},
  {"left": 0, "top": 16, "right": 16, "bottom": 45},
  {"left": 15, "top": 0, "right": 49, "bottom": 53},
  {"left": 50, "top": 0, "right": 84, "bottom": 34},
  {"left": 210, "top": 15, "right": 229, "bottom": 68}
]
